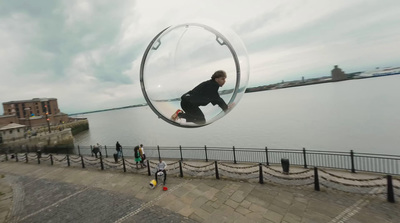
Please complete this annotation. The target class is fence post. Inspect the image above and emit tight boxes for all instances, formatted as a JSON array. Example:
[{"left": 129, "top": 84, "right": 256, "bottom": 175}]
[
  {"left": 25, "top": 153, "right": 28, "bottom": 163},
  {"left": 147, "top": 160, "right": 151, "bottom": 176},
  {"left": 265, "top": 147, "right": 269, "bottom": 166},
  {"left": 157, "top": 145, "right": 161, "bottom": 160},
  {"left": 5, "top": 153, "right": 8, "bottom": 161},
  {"left": 303, "top": 148, "right": 307, "bottom": 169},
  {"left": 314, "top": 167, "right": 320, "bottom": 191},
  {"left": 100, "top": 155, "right": 104, "bottom": 170},
  {"left": 15, "top": 153, "right": 18, "bottom": 162},
  {"left": 350, "top": 150, "right": 356, "bottom": 173},
  {"left": 81, "top": 155, "right": 85, "bottom": 168},
  {"left": 387, "top": 175, "right": 395, "bottom": 203},
  {"left": 233, "top": 146, "right": 237, "bottom": 164},
  {"left": 67, "top": 154, "right": 70, "bottom": 166},
  {"left": 50, "top": 154, "right": 54, "bottom": 165},
  {"left": 215, "top": 161, "right": 219, "bottom": 180},
  {"left": 204, "top": 145, "right": 208, "bottom": 162},
  {"left": 105, "top": 145, "right": 108, "bottom": 158},
  {"left": 179, "top": 160, "right": 183, "bottom": 178},
  {"left": 259, "top": 163, "right": 264, "bottom": 184},
  {"left": 78, "top": 145, "right": 81, "bottom": 156},
  {"left": 122, "top": 157, "right": 126, "bottom": 172},
  {"left": 90, "top": 145, "right": 93, "bottom": 157},
  {"left": 37, "top": 154, "right": 40, "bottom": 164},
  {"left": 179, "top": 145, "right": 183, "bottom": 161}
]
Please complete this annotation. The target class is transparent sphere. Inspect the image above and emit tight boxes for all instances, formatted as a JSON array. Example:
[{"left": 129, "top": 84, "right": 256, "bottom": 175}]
[{"left": 140, "top": 22, "right": 249, "bottom": 128}]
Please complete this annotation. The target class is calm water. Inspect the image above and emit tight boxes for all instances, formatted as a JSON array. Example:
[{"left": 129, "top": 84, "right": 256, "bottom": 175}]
[{"left": 73, "top": 75, "right": 400, "bottom": 155}]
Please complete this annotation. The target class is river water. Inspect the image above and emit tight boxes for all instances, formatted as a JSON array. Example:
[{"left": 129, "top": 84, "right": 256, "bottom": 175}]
[{"left": 73, "top": 75, "right": 400, "bottom": 155}]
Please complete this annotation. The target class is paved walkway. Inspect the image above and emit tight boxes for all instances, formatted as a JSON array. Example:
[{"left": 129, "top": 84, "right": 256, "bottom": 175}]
[{"left": 0, "top": 161, "right": 399, "bottom": 223}]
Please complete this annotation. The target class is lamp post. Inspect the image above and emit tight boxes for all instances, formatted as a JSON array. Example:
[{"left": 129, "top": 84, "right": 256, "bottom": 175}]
[
  {"left": 45, "top": 105, "right": 51, "bottom": 133},
  {"left": 24, "top": 107, "right": 31, "bottom": 129}
]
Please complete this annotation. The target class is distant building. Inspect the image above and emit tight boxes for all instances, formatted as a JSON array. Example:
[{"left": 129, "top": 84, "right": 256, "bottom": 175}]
[
  {"left": 1, "top": 98, "right": 69, "bottom": 128},
  {"left": 331, "top": 65, "right": 347, "bottom": 81},
  {"left": 0, "top": 123, "right": 26, "bottom": 142}
]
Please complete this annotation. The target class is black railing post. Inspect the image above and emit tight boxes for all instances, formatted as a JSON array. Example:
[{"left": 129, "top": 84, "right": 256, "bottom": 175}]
[
  {"left": 215, "top": 161, "right": 219, "bottom": 180},
  {"left": 387, "top": 175, "right": 395, "bottom": 203},
  {"left": 15, "top": 153, "right": 18, "bottom": 162},
  {"left": 350, "top": 150, "right": 356, "bottom": 173},
  {"left": 157, "top": 145, "right": 161, "bottom": 160},
  {"left": 265, "top": 147, "right": 269, "bottom": 166},
  {"left": 100, "top": 155, "right": 104, "bottom": 170},
  {"left": 122, "top": 157, "right": 126, "bottom": 172},
  {"left": 179, "top": 160, "right": 183, "bottom": 178},
  {"left": 147, "top": 160, "right": 151, "bottom": 176},
  {"left": 105, "top": 145, "right": 108, "bottom": 158},
  {"left": 233, "top": 146, "right": 237, "bottom": 164},
  {"left": 204, "top": 145, "right": 208, "bottom": 162},
  {"left": 259, "top": 163, "right": 264, "bottom": 184},
  {"left": 37, "top": 154, "right": 40, "bottom": 164},
  {"left": 25, "top": 153, "right": 28, "bottom": 163},
  {"left": 50, "top": 154, "right": 54, "bottom": 165},
  {"left": 179, "top": 145, "right": 183, "bottom": 161},
  {"left": 78, "top": 145, "right": 81, "bottom": 156},
  {"left": 67, "top": 154, "right": 70, "bottom": 166},
  {"left": 303, "top": 148, "right": 307, "bottom": 169},
  {"left": 90, "top": 145, "right": 93, "bottom": 157},
  {"left": 314, "top": 167, "right": 320, "bottom": 191},
  {"left": 81, "top": 155, "right": 85, "bottom": 168},
  {"left": 5, "top": 153, "right": 8, "bottom": 161}
]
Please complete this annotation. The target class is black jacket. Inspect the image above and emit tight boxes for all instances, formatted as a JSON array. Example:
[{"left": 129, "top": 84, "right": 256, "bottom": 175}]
[{"left": 181, "top": 79, "right": 228, "bottom": 111}]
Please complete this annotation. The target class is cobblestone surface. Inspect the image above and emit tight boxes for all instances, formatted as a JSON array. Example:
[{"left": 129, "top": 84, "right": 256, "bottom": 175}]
[
  {"left": 2, "top": 174, "right": 197, "bottom": 223},
  {"left": 1, "top": 160, "right": 400, "bottom": 223}
]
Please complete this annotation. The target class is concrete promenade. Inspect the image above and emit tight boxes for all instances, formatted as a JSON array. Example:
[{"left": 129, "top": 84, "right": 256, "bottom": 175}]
[{"left": 0, "top": 161, "right": 399, "bottom": 223}]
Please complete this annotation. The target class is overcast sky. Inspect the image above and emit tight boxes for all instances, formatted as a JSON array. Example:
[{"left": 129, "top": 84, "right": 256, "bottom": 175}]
[{"left": 1, "top": 0, "right": 400, "bottom": 114}]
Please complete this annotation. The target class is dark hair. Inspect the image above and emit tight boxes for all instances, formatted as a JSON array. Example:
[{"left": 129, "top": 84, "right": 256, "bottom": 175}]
[
  {"left": 134, "top": 146, "right": 140, "bottom": 158},
  {"left": 211, "top": 70, "right": 226, "bottom": 80}
]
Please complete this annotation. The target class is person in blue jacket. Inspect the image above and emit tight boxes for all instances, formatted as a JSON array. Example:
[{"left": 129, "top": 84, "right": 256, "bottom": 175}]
[{"left": 171, "top": 70, "right": 230, "bottom": 124}]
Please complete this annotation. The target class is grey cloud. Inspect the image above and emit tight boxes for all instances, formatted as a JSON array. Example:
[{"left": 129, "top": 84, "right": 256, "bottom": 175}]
[{"left": 1, "top": 1, "right": 141, "bottom": 84}]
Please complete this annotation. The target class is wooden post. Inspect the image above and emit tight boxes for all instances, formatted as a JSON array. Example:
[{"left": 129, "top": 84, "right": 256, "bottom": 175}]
[
  {"left": 147, "top": 160, "right": 151, "bottom": 176},
  {"left": 303, "top": 148, "right": 307, "bottom": 168},
  {"left": 122, "top": 157, "right": 126, "bottom": 172},
  {"left": 100, "top": 155, "right": 104, "bottom": 170},
  {"left": 387, "top": 175, "right": 395, "bottom": 203},
  {"left": 179, "top": 145, "right": 183, "bottom": 161},
  {"left": 81, "top": 155, "right": 85, "bottom": 168},
  {"left": 259, "top": 163, "right": 264, "bottom": 184},
  {"left": 179, "top": 160, "right": 183, "bottom": 178},
  {"left": 314, "top": 167, "right": 320, "bottom": 191},
  {"left": 215, "top": 161, "right": 219, "bottom": 180},
  {"left": 204, "top": 145, "right": 208, "bottom": 162},
  {"left": 233, "top": 146, "right": 237, "bottom": 164},
  {"left": 350, "top": 150, "right": 356, "bottom": 173}
]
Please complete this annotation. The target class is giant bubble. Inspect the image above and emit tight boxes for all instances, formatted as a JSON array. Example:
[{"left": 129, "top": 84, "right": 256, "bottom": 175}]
[{"left": 140, "top": 22, "right": 249, "bottom": 128}]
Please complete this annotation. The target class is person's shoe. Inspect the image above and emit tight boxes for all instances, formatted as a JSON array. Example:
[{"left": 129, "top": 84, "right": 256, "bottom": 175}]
[{"left": 171, "top": 109, "right": 183, "bottom": 121}]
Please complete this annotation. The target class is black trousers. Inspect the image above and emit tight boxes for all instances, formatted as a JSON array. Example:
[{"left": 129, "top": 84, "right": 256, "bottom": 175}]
[{"left": 180, "top": 97, "right": 205, "bottom": 124}]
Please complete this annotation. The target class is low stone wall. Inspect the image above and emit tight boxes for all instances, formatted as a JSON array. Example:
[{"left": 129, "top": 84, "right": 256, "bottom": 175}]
[{"left": 0, "top": 128, "right": 74, "bottom": 153}]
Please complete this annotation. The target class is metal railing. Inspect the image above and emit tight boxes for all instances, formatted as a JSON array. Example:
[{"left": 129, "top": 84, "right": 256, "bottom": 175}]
[
  {"left": 68, "top": 145, "right": 400, "bottom": 176},
  {"left": 2, "top": 145, "right": 399, "bottom": 175}
]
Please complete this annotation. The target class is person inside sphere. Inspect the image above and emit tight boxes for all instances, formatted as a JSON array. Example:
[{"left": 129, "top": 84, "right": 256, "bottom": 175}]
[{"left": 171, "top": 70, "right": 232, "bottom": 124}]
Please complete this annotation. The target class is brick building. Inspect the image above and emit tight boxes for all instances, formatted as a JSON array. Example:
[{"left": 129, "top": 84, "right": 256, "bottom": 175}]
[
  {"left": 1, "top": 98, "right": 69, "bottom": 128},
  {"left": 331, "top": 65, "right": 347, "bottom": 81}
]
